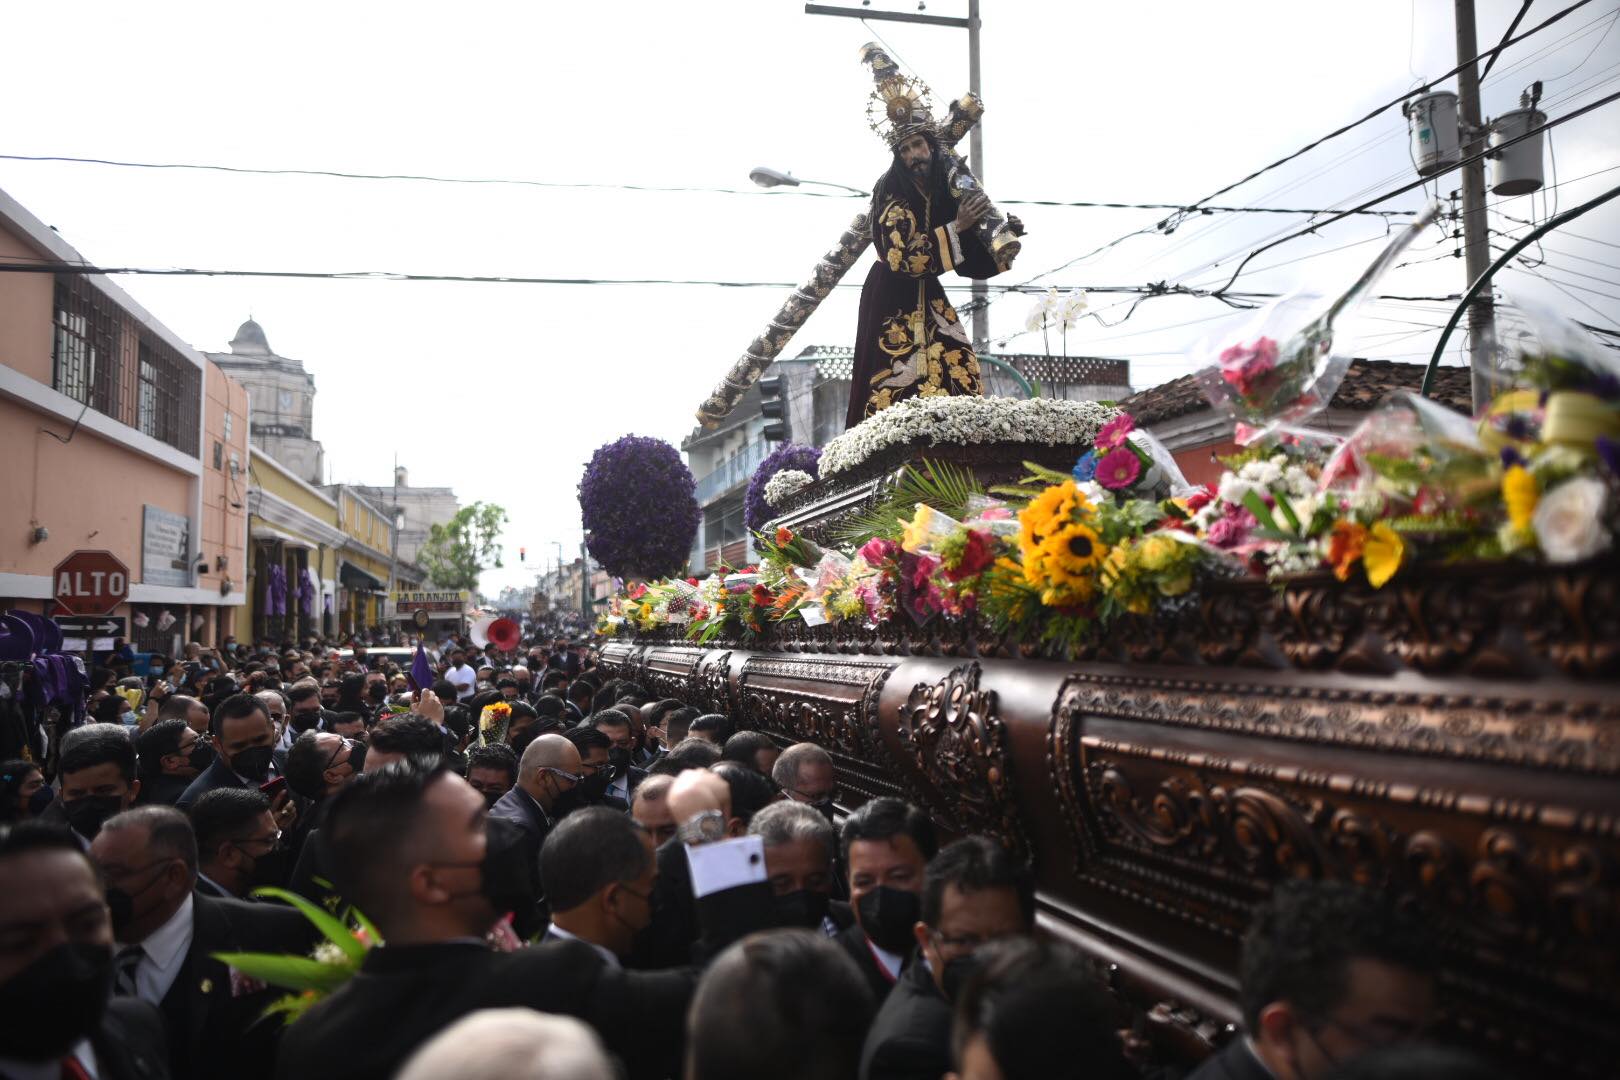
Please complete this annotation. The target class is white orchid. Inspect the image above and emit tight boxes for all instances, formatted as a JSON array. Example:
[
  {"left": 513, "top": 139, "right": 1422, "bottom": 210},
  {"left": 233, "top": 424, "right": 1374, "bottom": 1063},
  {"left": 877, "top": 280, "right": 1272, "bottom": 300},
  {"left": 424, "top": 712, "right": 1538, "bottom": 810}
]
[
  {"left": 1024, "top": 288, "right": 1058, "bottom": 333},
  {"left": 1057, "top": 289, "right": 1090, "bottom": 330}
]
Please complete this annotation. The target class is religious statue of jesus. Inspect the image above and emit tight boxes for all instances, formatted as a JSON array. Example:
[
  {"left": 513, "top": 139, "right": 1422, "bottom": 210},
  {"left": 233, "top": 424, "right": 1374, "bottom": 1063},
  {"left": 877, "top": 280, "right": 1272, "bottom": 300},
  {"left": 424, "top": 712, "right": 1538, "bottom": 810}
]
[{"left": 845, "top": 81, "right": 1023, "bottom": 429}]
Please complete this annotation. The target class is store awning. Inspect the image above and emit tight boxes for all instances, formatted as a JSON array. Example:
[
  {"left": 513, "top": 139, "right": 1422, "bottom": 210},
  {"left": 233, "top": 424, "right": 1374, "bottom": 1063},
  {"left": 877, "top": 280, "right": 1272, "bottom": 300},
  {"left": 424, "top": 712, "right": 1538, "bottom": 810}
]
[
  {"left": 339, "top": 561, "right": 386, "bottom": 591},
  {"left": 251, "top": 524, "right": 313, "bottom": 550}
]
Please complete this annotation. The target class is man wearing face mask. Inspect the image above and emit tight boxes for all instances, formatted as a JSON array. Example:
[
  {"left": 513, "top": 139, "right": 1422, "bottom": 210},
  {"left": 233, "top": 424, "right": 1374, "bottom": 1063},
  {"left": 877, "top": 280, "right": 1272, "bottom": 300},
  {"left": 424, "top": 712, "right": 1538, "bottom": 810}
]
[
  {"left": 48, "top": 724, "right": 142, "bottom": 843},
  {"left": 189, "top": 788, "right": 288, "bottom": 899},
  {"left": 283, "top": 683, "right": 325, "bottom": 739},
  {"left": 860, "top": 836, "right": 1033, "bottom": 1080},
  {"left": 838, "top": 798, "right": 937, "bottom": 1002},
  {"left": 490, "top": 733, "right": 581, "bottom": 855},
  {"left": 561, "top": 726, "right": 614, "bottom": 813},
  {"left": 584, "top": 711, "right": 647, "bottom": 811},
  {"left": 772, "top": 742, "right": 839, "bottom": 822},
  {"left": 135, "top": 720, "right": 214, "bottom": 808},
  {"left": 175, "top": 696, "right": 290, "bottom": 831},
  {"left": 0, "top": 822, "right": 172, "bottom": 1080},
  {"left": 539, "top": 807, "right": 656, "bottom": 963},
  {"left": 273, "top": 761, "right": 696, "bottom": 1080},
  {"left": 464, "top": 743, "right": 518, "bottom": 810},
  {"left": 748, "top": 800, "right": 842, "bottom": 935},
  {"left": 89, "top": 807, "right": 315, "bottom": 1080}
]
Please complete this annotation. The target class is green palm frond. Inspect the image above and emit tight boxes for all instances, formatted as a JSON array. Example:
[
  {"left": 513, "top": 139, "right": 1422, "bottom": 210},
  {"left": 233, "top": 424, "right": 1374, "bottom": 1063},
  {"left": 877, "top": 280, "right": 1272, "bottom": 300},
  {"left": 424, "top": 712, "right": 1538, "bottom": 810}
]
[
  {"left": 829, "top": 459, "right": 984, "bottom": 547},
  {"left": 248, "top": 887, "right": 369, "bottom": 963},
  {"left": 210, "top": 951, "right": 355, "bottom": 994}
]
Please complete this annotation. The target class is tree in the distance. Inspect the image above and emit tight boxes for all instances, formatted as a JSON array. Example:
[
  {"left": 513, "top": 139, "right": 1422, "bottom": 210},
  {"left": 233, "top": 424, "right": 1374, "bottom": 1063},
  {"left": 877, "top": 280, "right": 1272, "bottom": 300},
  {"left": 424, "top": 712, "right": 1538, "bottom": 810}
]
[{"left": 419, "top": 502, "right": 508, "bottom": 592}]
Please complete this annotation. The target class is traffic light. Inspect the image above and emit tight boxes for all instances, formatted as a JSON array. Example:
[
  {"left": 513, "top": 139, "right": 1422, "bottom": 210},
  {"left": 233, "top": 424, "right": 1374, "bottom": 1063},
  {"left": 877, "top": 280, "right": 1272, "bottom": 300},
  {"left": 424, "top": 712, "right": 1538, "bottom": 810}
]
[
  {"left": 519, "top": 547, "right": 526, "bottom": 562},
  {"left": 759, "top": 374, "right": 789, "bottom": 442}
]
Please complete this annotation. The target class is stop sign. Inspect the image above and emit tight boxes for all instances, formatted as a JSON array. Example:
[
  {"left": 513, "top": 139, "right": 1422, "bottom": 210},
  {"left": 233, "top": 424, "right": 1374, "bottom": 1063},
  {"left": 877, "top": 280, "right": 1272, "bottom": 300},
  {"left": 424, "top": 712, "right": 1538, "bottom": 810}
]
[{"left": 53, "top": 550, "right": 131, "bottom": 617}]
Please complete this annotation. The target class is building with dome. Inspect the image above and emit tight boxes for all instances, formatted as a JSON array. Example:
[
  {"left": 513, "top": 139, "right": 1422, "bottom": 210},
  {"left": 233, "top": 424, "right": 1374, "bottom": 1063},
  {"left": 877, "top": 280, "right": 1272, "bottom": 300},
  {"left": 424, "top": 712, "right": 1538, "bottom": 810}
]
[{"left": 204, "top": 318, "right": 325, "bottom": 485}]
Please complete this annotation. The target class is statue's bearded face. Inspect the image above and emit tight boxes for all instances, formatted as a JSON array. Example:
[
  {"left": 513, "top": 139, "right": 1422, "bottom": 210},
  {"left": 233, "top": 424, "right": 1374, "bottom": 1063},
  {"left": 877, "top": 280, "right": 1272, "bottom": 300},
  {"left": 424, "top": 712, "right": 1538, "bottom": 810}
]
[{"left": 897, "top": 133, "right": 932, "bottom": 180}]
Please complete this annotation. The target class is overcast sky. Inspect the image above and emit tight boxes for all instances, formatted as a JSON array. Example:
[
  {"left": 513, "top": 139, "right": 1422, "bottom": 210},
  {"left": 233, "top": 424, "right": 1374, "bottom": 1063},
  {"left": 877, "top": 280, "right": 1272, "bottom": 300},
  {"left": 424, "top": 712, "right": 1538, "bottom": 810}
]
[{"left": 3, "top": 0, "right": 1616, "bottom": 595}]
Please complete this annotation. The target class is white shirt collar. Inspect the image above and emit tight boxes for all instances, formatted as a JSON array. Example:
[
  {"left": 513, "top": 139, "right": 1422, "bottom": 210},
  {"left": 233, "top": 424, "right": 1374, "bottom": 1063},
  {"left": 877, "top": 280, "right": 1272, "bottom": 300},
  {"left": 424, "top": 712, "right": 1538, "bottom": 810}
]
[
  {"left": 0, "top": 1039, "right": 99, "bottom": 1080},
  {"left": 121, "top": 892, "right": 194, "bottom": 1005},
  {"left": 866, "top": 937, "right": 904, "bottom": 979},
  {"left": 547, "top": 923, "right": 621, "bottom": 969}
]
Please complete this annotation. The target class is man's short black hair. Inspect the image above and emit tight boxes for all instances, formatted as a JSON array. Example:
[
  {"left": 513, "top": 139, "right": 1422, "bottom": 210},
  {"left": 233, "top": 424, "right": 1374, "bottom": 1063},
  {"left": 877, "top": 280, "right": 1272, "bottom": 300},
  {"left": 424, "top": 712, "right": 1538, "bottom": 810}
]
[
  {"left": 210, "top": 693, "right": 269, "bottom": 738},
  {"left": 285, "top": 682, "right": 321, "bottom": 708},
  {"left": 465, "top": 743, "right": 518, "bottom": 786},
  {"left": 540, "top": 669, "right": 568, "bottom": 690},
  {"left": 712, "top": 761, "right": 779, "bottom": 825},
  {"left": 538, "top": 806, "right": 651, "bottom": 912},
  {"left": 156, "top": 694, "right": 203, "bottom": 723},
  {"left": 0, "top": 820, "right": 97, "bottom": 870},
  {"left": 953, "top": 937, "right": 1131, "bottom": 1080},
  {"left": 721, "top": 731, "right": 777, "bottom": 771},
  {"left": 495, "top": 676, "right": 517, "bottom": 691},
  {"left": 653, "top": 737, "right": 721, "bottom": 774},
  {"left": 430, "top": 679, "right": 457, "bottom": 700},
  {"left": 189, "top": 786, "right": 271, "bottom": 858},
  {"left": 689, "top": 713, "right": 728, "bottom": 739},
  {"left": 533, "top": 695, "right": 569, "bottom": 721},
  {"left": 840, "top": 796, "right": 937, "bottom": 865},
  {"left": 370, "top": 714, "right": 447, "bottom": 758},
  {"left": 1239, "top": 880, "right": 1436, "bottom": 1033},
  {"left": 921, "top": 836, "right": 1035, "bottom": 930},
  {"left": 59, "top": 723, "right": 136, "bottom": 783},
  {"left": 285, "top": 730, "right": 333, "bottom": 800},
  {"left": 136, "top": 719, "right": 191, "bottom": 775},
  {"left": 565, "top": 679, "right": 592, "bottom": 703},
  {"left": 585, "top": 710, "right": 630, "bottom": 734},
  {"left": 563, "top": 725, "right": 612, "bottom": 755},
  {"left": 687, "top": 930, "right": 877, "bottom": 1080},
  {"left": 326, "top": 759, "right": 453, "bottom": 922}
]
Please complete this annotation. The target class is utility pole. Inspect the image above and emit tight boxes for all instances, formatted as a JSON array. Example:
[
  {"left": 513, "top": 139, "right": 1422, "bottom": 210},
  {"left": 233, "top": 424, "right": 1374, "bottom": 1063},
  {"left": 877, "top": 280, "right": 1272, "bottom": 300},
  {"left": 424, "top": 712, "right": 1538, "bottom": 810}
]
[
  {"left": 579, "top": 542, "right": 590, "bottom": 621},
  {"left": 1454, "top": 0, "right": 1496, "bottom": 411},
  {"left": 805, "top": 1, "right": 988, "bottom": 350}
]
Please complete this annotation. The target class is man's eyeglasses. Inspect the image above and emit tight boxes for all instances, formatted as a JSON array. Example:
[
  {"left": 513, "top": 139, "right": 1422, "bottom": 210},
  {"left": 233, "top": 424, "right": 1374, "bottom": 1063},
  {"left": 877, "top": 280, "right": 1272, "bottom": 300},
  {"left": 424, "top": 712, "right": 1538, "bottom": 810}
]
[
  {"left": 540, "top": 767, "right": 584, "bottom": 784},
  {"left": 786, "top": 786, "right": 840, "bottom": 805}
]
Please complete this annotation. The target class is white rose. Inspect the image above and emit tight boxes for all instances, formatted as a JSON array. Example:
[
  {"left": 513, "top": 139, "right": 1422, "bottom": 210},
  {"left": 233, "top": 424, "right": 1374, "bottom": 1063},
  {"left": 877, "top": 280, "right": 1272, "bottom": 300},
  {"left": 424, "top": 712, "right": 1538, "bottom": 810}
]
[{"left": 1532, "top": 476, "right": 1610, "bottom": 564}]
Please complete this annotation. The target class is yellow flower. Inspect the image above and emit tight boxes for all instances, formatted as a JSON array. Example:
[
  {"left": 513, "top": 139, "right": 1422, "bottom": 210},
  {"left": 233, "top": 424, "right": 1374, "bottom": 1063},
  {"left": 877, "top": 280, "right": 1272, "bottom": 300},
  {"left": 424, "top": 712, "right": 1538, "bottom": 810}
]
[
  {"left": 1137, "top": 534, "right": 1177, "bottom": 572},
  {"left": 1362, "top": 522, "right": 1405, "bottom": 589},
  {"left": 900, "top": 504, "right": 936, "bottom": 553},
  {"left": 1038, "top": 522, "right": 1107, "bottom": 585},
  {"left": 1502, "top": 465, "right": 1538, "bottom": 532}
]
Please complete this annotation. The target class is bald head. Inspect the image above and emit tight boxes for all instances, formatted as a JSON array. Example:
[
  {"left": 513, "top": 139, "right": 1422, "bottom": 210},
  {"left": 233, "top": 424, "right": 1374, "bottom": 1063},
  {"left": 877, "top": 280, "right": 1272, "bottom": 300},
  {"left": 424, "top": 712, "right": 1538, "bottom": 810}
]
[
  {"left": 517, "top": 733, "right": 581, "bottom": 807},
  {"left": 631, "top": 773, "right": 677, "bottom": 847}
]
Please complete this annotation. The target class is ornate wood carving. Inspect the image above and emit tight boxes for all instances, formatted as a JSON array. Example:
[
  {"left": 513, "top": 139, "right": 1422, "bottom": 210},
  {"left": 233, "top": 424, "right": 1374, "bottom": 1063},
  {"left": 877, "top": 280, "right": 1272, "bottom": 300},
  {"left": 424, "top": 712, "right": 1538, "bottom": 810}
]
[
  {"left": 640, "top": 645, "right": 704, "bottom": 702},
  {"left": 737, "top": 655, "right": 896, "bottom": 760},
  {"left": 896, "top": 662, "right": 1028, "bottom": 858}
]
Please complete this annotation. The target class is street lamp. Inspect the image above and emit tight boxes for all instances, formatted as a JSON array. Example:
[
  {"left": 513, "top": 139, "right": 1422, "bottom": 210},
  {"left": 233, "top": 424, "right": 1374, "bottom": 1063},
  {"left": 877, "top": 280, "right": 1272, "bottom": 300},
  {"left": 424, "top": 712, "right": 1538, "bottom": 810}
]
[{"left": 748, "top": 166, "right": 868, "bottom": 197}]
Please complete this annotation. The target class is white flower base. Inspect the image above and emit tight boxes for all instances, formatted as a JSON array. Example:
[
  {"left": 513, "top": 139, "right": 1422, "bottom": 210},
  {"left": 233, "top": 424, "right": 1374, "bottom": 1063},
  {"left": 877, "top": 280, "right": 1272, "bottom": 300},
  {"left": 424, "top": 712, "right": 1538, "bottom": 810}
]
[
  {"left": 819, "top": 396, "right": 1119, "bottom": 478},
  {"left": 764, "top": 469, "right": 816, "bottom": 508}
]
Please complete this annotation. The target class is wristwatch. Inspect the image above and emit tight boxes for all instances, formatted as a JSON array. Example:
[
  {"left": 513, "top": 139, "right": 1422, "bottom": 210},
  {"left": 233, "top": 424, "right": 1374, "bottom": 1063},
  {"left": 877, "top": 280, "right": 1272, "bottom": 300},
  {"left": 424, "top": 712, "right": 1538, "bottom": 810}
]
[{"left": 676, "top": 809, "right": 726, "bottom": 846}]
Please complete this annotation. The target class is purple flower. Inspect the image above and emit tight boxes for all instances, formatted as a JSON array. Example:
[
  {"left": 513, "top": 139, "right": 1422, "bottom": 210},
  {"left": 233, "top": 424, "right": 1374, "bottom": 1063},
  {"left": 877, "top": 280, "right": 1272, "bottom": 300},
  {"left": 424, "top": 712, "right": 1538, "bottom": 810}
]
[
  {"left": 1206, "top": 506, "right": 1257, "bottom": 549},
  {"left": 744, "top": 443, "right": 822, "bottom": 532},
  {"left": 1071, "top": 450, "right": 1098, "bottom": 483},
  {"left": 579, "top": 435, "right": 700, "bottom": 579},
  {"left": 1598, "top": 436, "right": 1620, "bottom": 478}
]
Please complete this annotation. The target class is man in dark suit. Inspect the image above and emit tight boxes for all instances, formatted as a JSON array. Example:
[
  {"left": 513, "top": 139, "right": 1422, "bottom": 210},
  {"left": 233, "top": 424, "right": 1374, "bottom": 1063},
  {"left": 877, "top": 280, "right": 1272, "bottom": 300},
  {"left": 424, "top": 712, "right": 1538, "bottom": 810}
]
[
  {"left": 135, "top": 720, "right": 211, "bottom": 808},
  {"left": 584, "top": 710, "right": 646, "bottom": 811},
  {"left": 835, "top": 798, "right": 937, "bottom": 1003},
  {"left": 860, "top": 836, "right": 1034, "bottom": 1080},
  {"left": 89, "top": 806, "right": 316, "bottom": 1080},
  {"left": 273, "top": 761, "right": 696, "bottom": 1080},
  {"left": 1184, "top": 881, "right": 1437, "bottom": 1080},
  {"left": 538, "top": 806, "right": 655, "bottom": 961},
  {"left": 489, "top": 732, "right": 581, "bottom": 852},
  {"left": 175, "top": 695, "right": 286, "bottom": 820},
  {"left": 0, "top": 821, "right": 172, "bottom": 1080}
]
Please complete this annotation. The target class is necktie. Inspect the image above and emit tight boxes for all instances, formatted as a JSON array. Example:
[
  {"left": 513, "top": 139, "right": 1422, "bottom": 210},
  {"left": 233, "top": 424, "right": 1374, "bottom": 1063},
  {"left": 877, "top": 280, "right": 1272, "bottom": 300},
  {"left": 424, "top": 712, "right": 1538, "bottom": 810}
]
[
  {"left": 114, "top": 944, "right": 145, "bottom": 998},
  {"left": 60, "top": 1053, "right": 93, "bottom": 1080}
]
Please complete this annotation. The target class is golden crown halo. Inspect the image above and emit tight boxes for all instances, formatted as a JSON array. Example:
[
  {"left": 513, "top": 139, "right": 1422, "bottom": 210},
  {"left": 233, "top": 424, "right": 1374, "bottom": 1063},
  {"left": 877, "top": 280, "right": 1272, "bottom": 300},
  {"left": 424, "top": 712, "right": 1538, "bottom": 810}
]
[{"left": 867, "top": 73, "right": 936, "bottom": 148}]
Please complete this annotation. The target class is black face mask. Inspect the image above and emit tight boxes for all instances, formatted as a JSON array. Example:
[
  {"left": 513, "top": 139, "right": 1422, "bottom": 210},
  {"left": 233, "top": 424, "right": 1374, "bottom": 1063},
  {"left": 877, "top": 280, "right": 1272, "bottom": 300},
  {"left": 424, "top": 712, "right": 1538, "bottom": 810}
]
[
  {"left": 549, "top": 786, "right": 586, "bottom": 819},
  {"left": 857, "top": 885, "right": 922, "bottom": 955},
  {"left": 291, "top": 709, "right": 321, "bottom": 733},
  {"left": 940, "top": 952, "right": 982, "bottom": 1003},
  {"left": 773, "top": 889, "right": 831, "bottom": 930},
  {"left": 0, "top": 943, "right": 112, "bottom": 1061},
  {"left": 27, "top": 785, "right": 55, "bottom": 816},
  {"left": 579, "top": 771, "right": 610, "bottom": 803},
  {"left": 607, "top": 747, "right": 632, "bottom": 773},
  {"left": 244, "top": 844, "right": 293, "bottom": 890},
  {"left": 63, "top": 794, "right": 125, "bottom": 841},
  {"left": 345, "top": 744, "right": 367, "bottom": 775},
  {"left": 229, "top": 745, "right": 275, "bottom": 783},
  {"left": 810, "top": 798, "right": 837, "bottom": 824},
  {"left": 188, "top": 742, "right": 216, "bottom": 772}
]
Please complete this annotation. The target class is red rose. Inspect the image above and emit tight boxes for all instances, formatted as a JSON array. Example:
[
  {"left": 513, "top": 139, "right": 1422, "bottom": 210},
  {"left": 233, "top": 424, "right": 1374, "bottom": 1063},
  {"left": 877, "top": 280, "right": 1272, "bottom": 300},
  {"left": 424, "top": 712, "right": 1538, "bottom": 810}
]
[
  {"left": 750, "top": 585, "right": 772, "bottom": 607},
  {"left": 944, "top": 530, "right": 995, "bottom": 582}
]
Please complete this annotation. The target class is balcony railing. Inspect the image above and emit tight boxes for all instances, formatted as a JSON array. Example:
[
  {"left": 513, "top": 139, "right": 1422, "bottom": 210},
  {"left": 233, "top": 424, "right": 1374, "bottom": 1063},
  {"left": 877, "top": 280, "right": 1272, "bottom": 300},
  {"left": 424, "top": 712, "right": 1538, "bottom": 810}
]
[{"left": 694, "top": 436, "right": 769, "bottom": 504}]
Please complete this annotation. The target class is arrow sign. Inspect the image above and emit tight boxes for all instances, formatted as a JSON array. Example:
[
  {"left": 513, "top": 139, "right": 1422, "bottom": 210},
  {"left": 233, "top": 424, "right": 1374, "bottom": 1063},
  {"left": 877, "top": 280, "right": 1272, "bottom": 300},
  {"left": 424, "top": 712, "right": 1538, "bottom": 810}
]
[{"left": 56, "top": 616, "right": 127, "bottom": 637}]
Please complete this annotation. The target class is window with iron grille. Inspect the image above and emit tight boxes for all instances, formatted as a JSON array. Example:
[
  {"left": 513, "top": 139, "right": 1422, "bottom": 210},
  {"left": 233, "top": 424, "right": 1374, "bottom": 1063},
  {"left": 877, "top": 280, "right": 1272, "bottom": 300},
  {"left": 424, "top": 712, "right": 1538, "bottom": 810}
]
[
  {"left": 135, "top": 334, "right": 201, "bottom": 455},
  {"left": 51, "top": 275, "right": 120, "bottom": 413}
]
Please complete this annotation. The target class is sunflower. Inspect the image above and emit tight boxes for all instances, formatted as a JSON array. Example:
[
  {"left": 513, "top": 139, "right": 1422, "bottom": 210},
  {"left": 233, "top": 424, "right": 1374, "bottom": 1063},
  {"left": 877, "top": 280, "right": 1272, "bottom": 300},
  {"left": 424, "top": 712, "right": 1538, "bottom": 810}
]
[
  {"left": 1019, "top": 481, "right": 1086, "bottom": 562},
  {"left": 1038, "top": 522, "right": 1107, "bottom": 585}
]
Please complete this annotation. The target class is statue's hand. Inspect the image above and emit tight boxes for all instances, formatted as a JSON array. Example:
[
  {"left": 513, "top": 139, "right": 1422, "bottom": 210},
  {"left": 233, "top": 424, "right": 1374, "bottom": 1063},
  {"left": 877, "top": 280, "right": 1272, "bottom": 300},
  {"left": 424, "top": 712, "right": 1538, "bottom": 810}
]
[
  {"left": 954, "top": 192, "right": 991, "bottom": 232},
  {"left": 1007, "top": 215, "right": 1026, "bottom": 237}
]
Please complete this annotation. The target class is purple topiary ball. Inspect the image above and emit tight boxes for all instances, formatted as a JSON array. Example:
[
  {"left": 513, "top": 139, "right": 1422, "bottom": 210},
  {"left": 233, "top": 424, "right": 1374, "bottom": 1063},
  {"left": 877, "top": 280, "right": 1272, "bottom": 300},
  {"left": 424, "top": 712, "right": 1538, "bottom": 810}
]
[
  {"left": 745, "top": 443, "right": 822, "bottom": 532},
  {"left": 579, "top": 435, "right": 701, "bottom": 580}
]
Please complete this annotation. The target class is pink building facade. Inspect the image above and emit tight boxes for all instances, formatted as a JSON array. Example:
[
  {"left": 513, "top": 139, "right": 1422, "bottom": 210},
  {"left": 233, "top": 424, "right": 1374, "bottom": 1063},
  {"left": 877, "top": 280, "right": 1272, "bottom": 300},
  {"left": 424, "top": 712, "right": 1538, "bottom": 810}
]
[{"left": 0, "top": 186, "right": 249, "bottom": 656}]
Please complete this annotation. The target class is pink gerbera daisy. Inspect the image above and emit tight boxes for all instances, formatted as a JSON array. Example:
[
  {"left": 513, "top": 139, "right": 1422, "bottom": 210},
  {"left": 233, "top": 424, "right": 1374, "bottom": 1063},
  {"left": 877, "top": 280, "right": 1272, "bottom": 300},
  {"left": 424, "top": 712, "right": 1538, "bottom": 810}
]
[
  {"left": 1093, "top": 412, "right": 1136, "bottom": 452},
  {"left": 1095, "top": 447, "right": 1142, "bottom": 490}
]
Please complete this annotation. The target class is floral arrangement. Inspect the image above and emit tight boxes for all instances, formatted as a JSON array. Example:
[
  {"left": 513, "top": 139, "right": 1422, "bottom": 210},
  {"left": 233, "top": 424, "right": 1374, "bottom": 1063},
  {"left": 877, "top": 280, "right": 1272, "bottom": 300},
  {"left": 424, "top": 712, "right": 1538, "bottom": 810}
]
[
  {"left": 818, "top": 395, "right": 1118, "bottom": 477},
  {"left": 764, "top": 468, "right": 815, "bottom": 509},
  {"left": 212, "top": 887, "right": 379, "bottom": 1025},
  {"left": 600, "top": 291, "right": 1614, "bottom": 654},
  {"left": 579, "top": 435, "right": 701, "bottom": 580},
  {"left": 478, "top": 701, "right": 512, "bottom": 745},
  {"left": 745, "top": 443, "right": 821, "bottom": 531}
]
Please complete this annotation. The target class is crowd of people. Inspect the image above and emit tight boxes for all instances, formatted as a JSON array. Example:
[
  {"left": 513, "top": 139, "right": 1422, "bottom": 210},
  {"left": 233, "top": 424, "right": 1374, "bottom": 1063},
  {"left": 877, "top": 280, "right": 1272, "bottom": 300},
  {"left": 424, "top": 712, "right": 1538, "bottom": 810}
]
[{"left": 0, "top": 631, "right": 1508, "bottom": 1080}]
